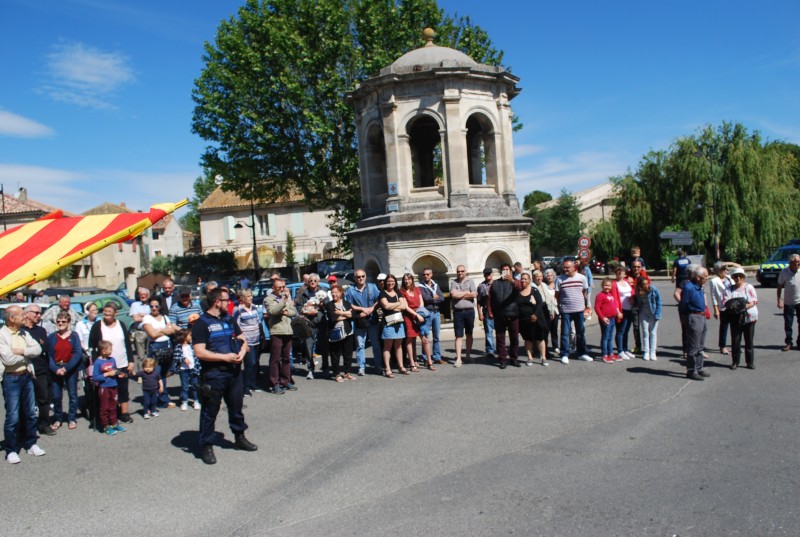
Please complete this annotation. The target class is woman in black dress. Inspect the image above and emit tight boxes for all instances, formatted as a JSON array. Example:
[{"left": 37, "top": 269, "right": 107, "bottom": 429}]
[{"left": 517, "top": 273, "right": 549, "bottom": 366}]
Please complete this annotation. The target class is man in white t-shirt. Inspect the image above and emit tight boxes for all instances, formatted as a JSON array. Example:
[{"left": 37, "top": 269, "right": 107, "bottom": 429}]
[{"left": 777, "top": 254, "right": 800, "bottom": 351}]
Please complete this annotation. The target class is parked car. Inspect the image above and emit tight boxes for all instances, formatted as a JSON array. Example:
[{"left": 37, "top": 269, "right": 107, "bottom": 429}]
[
  {"left": 44, "top": 293, "right": 134, "bottom": 331},
  {"left": 540, "top": 256, "right": 557, "bottom": 270},
  {"left": 757, "top": 239, "right": 800, "bottom": 287},
  {"left": 589, "top": 257, "right": 606, "bottom": 275},
  {"left": 251, "top": 281, "right": 273, "bottom": 306},
  {"left": 286, "top": 281, "right": 330, "bottom": 301}
]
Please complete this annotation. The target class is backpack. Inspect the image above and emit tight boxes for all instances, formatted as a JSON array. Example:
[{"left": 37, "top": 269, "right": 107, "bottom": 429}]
[
  {"left": 291, "top": 315, "right": 314, "bottom": 340},
  {"left": 726, "top": 297, "right": 747, "bottom": 327}
]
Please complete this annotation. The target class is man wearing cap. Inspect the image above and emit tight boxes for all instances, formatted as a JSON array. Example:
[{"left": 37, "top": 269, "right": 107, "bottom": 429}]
[
  {"left": 192, "top": 287, "right": 256, "bottom": 464},
  {"left": 346, "top": 269, "right": 381, "bottom": 375},
  {"left": 679, "top": 265, "right": 710, "bottom": 381},
  {"left": 295, "top": 273, "right": 329, "bottom": 377},
  {"left": 419, "top": 267, "right": 445, "bottom": 364},
  {"left": 477, "top": 268, "right": 496, "bottom": 359},
  {"left": 777, "top": 254, "right": 800, "bottom": 351}
]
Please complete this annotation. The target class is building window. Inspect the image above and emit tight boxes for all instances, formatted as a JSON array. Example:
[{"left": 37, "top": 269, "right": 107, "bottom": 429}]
[
  {"left": 152, "top": 231, "right": 161, "bottom": 240},
  {"left": 291, "top": 211, "right": 304, "bottom": 235}
]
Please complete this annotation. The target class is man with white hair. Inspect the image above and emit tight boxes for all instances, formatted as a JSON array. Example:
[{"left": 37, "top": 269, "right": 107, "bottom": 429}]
[
  {"left": 0, "top": 305, "right": 46, "bottom": 463},
  {"left": 679, "top": 264, "right": 710, "bottom": 381},
  {"left": 130, "top": 287, "right": 152, "bottom": 368}
]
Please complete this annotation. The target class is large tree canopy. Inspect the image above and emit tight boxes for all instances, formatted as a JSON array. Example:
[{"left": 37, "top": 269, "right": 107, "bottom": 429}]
[
  {"left": 611, "top": 122, "right": 800, "bottom": 265},
  {"left": 192, "top": 0, "right": 507, "bottom": 252},
  {"left": 529, "top": 190, "right": 583, "bottom": 257}
]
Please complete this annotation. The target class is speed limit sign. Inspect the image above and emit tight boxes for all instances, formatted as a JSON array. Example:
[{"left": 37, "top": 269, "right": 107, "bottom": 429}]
[
  {"left": 578, "top": 235, "right": 591, "bottom": 249},
  {"left": 578, "top": 248, "right": 591, "bottom": 260}
]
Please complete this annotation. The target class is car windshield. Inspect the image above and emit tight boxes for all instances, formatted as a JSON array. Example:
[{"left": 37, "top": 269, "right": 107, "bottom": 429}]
[{"left": 770, "top": 248, "right": 800, "bottom": 262}]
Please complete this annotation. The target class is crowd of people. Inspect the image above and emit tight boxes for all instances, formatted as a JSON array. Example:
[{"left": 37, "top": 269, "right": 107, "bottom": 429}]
[{"left": 3, "top": 245, "right": 790, "bottom": 465}]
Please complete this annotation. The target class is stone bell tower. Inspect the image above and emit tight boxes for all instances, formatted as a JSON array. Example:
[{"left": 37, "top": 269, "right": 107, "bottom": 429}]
[{"left": 347, "top": 29, "right": 531, "bottom": 285}]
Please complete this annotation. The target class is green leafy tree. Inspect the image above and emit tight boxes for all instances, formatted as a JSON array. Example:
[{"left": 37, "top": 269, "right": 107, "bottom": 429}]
[
  {"left": 192, "top": 0, "right": 509, "bottom": 251},
  {"left": 522, "top": 190, "right": 552, "bottom": 215},
  {"left": 150, "top": 256, "right": 173, "bottom": 275},
  {"left": 179, "top": 171, "right": 218, "bottom": 235},
  {"left": 529, "top": 190, "right": 582, "bottom": 255},
  {"left": 588, "top": 219, "right": 621, "bottom": 264},
  {"left": 285, "top": 231, "right": 296, "bottom": 266},
  {"left": 612, "top": 122, "right": 800, "bottom": 265}
]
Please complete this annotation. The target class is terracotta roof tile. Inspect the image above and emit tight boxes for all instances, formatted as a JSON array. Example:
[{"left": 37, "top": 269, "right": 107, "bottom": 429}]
[
  {"left": 1, "top": 194, "right": 76, "bottom": 217},
  {"left": 81, "top": 202, "right": 139, "bottom": 216},
  {"left": 199, "top": 187, "right": 304, "bottom": 211}
]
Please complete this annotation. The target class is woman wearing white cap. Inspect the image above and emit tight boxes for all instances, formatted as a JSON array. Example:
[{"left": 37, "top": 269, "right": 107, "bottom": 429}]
[{"left": 722, "top": 268, "right": 758, "bottom": 370}]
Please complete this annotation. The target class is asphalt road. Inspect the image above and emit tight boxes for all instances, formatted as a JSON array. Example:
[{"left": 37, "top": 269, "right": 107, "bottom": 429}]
[{"left": 3, "top": 280, "right": 799, "bottom": 537}]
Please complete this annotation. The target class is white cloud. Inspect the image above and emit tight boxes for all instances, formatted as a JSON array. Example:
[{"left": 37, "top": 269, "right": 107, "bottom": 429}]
[
  {"left": 39, "top": 41, "right": 135, "bottom": 110},
  {"left": 0, "top": 163, "right": 195, "bottom": 215},
  {"left": 0, "top": 110, "right": 55, "bottom": 138},
  {"left": 515, "top": 151, "right": 629, "bottom": 197},
  {"left": 513, "top": 144, "right": 546, "bottom": 158}
]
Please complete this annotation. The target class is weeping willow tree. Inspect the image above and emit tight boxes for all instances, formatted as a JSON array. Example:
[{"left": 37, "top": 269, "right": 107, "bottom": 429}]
[{"left": 612, "top": 122, "right": 800, "bottom": 265}]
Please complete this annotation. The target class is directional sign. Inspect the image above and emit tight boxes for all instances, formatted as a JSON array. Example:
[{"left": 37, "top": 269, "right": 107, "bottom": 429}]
[
  {"left": 578, "top": 235, "right": 591, "bottom": 248},
  {"left": 578, "top": 248, "right": 591, "bottom": 260},
  {"left": 671, "top": 238, "right": 694, "bottom": 246},
  {"left": 659, "top": 230, "right": 692, "bottom": 240}
]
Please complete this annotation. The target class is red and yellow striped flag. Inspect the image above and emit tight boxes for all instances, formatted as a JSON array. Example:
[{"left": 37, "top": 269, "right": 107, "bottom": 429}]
[{"left": 0, "top": 200, "right": 188, "bottom": 296}]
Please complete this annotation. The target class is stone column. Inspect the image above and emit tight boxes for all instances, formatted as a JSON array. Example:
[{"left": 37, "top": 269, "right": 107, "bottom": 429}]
[{"left": 443, "top": 87, "right": 470, "bottom": 208}]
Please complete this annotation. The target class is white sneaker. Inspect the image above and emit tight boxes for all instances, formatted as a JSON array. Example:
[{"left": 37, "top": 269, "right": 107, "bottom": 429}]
[
  {"left": 579, "top": 354, "right": 593, "bottom": 362},
  {"left": 152, "top": 411, "right": 160, "bottom": 417},
  {"left": 561, "top": 356, "right": 569, "bottom": 364},
  {"left": 620, "top": 352, "right": 632, "bottom": 360},
  {"left": 193, "top": 401, "right": 201, "bottom": 410},
  {"left": 306, "top": 371, "right": 314, "bottom": 380},
  {"left": 180, "top": 403, "right": 189, "bottom": 411},
  {"left": 6, "top": 452, "right": 21, "bottom": 464},
  {"left": 553, "top": 348, "right": 560, "bottom": 355},
  {"left": 525, "top": 360, "right": 533, "bottom": 366},
  {"left": 650, "top": 354, "right": 658, "bottom": 361},
  {"left": 27, "top": 444, "right": 46, "bottom": 457},
  {"left": 358, "top": 368, "right": 365, "bottom": 376},
  {"left": 144, "top": 413, "right": 151, "bottom": 419},
  {"left": 643, "top": 355, "right": 650, "bottom": 361}
]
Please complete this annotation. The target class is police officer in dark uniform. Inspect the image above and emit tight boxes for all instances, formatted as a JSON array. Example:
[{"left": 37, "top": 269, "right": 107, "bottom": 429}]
[{"left": 191, "top": 287, "right": 257, "bottom": 465}]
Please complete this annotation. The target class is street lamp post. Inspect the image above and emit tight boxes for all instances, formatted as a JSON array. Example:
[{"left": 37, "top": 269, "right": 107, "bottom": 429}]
[
  {"left": 694, "top": 150, "right": 720, "bottom": 261},
  {"left": 219, "top": 174, "right": 260, "bottom": 284},
  {"left": 234, "top": 198, "right": 259, "bottom": 284}
]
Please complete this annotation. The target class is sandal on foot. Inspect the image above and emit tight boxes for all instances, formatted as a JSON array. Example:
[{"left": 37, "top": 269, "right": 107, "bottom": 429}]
[
  {"left": 68, "top": 421, "right": 77, "bottom": 430},
  {"left": 344, "top": 373, "right": 356, "bottom": 381},
  {"left": 334, "top": 375, "right": 344, "bottom": 383},
  {"left": 398, "top": 368, "right": 410, "bottom": 375},
  {"left": 426, "top": 362, "right": 437, "bottom": 371},
  {"left": 383, "top": 369, "right": 395, "bottom": 378},
  {"left": 410, "top": 365, "right": 420, "bottom": 372},
  {"left": 51, "top": 421, "right": 62, "bottom": 431}
]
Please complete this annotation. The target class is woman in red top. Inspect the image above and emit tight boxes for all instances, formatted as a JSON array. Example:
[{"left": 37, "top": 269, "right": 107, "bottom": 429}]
[
  {"left": 48, "top": 311, "right": 83, "bottom": 430},
  {"left": 595, "top": 278, "right": 622, "bottom": 364},
  {"left": 399, "top": 273, "right": 434, "bottom": 371}
]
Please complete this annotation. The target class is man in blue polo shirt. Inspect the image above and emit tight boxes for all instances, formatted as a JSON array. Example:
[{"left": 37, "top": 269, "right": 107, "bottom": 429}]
[
  {"left": 345, "top": 269, "right": 381, "bottom": 375},
  {"left": 192, "top": 287, "right": 257, "bottom": 465},
  {"left": 679, "top": 265, "right": 710, "bottom": 381}
]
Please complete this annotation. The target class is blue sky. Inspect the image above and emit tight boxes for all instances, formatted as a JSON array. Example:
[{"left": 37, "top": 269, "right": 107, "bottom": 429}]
[{"left": 1, "top": 0, "right": 798, "bottom": 216}]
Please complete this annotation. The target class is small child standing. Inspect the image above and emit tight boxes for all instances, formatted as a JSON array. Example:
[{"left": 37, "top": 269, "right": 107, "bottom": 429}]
[
  {"left": 92, "top": 340, "right": 127, "bottom": 436},
  {"left": 594, "top": 278, "right": 622, "bottom": 364},
  {"left": 133, "top": 358, "right": 163, "bottom": 418},
  {"left": 173, "top": 329, "right": 201, "bottom": 411}
]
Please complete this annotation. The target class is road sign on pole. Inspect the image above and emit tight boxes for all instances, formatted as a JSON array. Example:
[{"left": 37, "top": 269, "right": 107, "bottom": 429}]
[
  {"left": 578, "top": 236, "right": 591, "bottom": 249},
  {"left": 578, "top": 248, "right": 591, "bottom": 260},
  {"left": 659, "top": 230, "right": 692, "bottom": 240}
]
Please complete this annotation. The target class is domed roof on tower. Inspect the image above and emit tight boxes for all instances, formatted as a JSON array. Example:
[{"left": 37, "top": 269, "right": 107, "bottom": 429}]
[{"left": 382, "top": 28, "right": 478, "bottom": 75}]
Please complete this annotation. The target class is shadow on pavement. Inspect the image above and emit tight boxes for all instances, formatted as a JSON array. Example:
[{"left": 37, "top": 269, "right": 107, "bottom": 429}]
[{"left": 625, "top": 366, "right": 687, "bottom": 379}]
